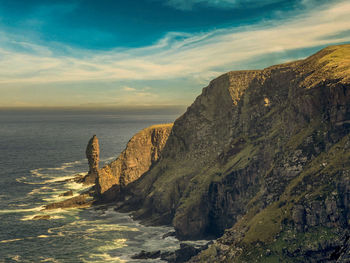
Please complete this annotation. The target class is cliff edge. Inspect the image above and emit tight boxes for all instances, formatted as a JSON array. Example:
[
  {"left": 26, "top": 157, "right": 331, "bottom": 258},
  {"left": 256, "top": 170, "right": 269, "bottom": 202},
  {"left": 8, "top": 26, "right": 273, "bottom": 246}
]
[
  {"left": 115, "top": 44, "right": 350, "bottom": 262},
  {"left": 96, "top": 123, "right": 173, "bottom": 201},
  {"left": 45, "top": 44, "right": 350, "bottom": 262}
]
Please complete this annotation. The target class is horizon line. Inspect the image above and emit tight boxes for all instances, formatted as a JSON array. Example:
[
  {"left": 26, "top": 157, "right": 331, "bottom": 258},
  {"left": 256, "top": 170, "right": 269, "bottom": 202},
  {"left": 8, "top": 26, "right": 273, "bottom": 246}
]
[{"left": 0, "top": 104, "right": 188, "bottom": 113}]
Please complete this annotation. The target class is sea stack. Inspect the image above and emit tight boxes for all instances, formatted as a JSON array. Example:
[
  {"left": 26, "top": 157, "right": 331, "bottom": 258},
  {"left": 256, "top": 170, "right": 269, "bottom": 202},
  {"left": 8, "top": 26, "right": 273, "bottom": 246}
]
[{"left": 84, "top": 135, "right": 100, "bottom": 184}]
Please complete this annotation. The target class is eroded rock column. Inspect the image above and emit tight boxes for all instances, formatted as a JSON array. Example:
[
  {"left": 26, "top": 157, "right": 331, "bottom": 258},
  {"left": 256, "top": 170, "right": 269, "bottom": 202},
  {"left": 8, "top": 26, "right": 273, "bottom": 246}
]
[{"left": 84, "top": 135, "right": 100, "bottom": 184}]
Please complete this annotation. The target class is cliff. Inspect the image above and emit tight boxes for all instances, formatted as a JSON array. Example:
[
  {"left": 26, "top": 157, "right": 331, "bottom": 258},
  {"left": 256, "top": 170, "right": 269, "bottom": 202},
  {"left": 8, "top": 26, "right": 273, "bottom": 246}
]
[
  {"left": 113, "top": 44, "right": 350, "bottom": 261},
  {"left": 44, "top": 124, "right": 172, "bottom": 210},
  {"left": 44, "top": 44, "right": 349, "bottom": 261},
  {"left": 96, "top": 124, "right": 173, "bottom": 201}
]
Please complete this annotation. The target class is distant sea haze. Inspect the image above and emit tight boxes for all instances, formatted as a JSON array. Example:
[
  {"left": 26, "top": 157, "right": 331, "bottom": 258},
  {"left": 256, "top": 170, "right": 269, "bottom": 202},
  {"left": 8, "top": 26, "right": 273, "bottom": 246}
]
[{"left": 0, "top": 105, "right": 187, "bottom": 116}]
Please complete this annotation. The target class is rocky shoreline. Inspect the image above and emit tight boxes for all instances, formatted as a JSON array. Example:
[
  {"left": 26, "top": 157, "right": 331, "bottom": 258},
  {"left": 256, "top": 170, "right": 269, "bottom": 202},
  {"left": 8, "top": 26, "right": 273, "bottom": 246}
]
[
  {"left": 131, "top": 242, "right": 213, "bottom": 262},
  {"left": 45, "top": 45, "right": 350, "bottom": 262}
]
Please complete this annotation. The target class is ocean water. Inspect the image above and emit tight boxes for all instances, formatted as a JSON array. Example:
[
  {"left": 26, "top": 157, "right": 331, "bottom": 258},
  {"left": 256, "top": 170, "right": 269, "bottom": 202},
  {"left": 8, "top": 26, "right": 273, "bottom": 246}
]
[{"left": 0, "top": 109, "right": 197, "bottom": 263}]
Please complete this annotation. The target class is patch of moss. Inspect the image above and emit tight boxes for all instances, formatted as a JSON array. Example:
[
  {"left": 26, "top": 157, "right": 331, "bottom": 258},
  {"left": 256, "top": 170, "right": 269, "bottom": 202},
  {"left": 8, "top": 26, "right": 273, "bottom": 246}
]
[
  {"left": 237, "top": 226, "right": 339, "bottom": 263},
  {"left": 285, "top": 119, "right": 322, "bottom": 151},
  {"left": 173, "top": 164, "right": 221, "bottom": 213},
  {"left": 195, "top": 244, "right": 218, "bottom": 262},
  {"left": 232, "top": 135, "right": 349, "bottom": 250},
  {"left": 284, "top": 134, "right": 350, "bottom": 202},
  {"left": 224, "top": 143, "right": 258, "bottom": 171},
  {"left": 242, "top": 202, "right": 288, "bottom": 244}
]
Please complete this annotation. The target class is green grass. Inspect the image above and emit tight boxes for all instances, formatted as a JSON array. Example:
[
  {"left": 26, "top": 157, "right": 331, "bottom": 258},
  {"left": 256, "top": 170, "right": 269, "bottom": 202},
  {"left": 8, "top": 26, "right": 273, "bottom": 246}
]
[
  {"left": 233, "top": 134, "right": 350, "bottom": 248},
  {"left": 236, "top": 226, "right": 339, "bottom": 262},
  {"left": 243, "top": 203, "right": 284, "bottom": 243},
  {"left": 319, "top": 45, "right": 350, "bottom": 78}
]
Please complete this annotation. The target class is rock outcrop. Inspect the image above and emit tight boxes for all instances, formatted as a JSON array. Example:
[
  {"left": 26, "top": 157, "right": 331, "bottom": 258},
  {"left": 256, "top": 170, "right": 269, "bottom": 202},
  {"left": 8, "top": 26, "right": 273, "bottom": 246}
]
[
  {"left": 44, "top": 194, "right": 93, "bottom": 210},
  {"left": 59, "top": 190, "right": 73, "bottom": 197},
  {"left": 131, "top": 242, "right": 212, "bottom": 263},
  {"left": 96, "top": 124, "right": 173, "bottom": 201},
  {"left": 32, "top": 215, "right": 51, "bottom": 220},
  {"left": 109, "top": 44, "right": 350, "bottom": 261},
  {"left": 44, "top": 125, "right": 172, "bottom": 211},
  {"left": 84, "top": 135, "right": 100, "bottom": 184}
]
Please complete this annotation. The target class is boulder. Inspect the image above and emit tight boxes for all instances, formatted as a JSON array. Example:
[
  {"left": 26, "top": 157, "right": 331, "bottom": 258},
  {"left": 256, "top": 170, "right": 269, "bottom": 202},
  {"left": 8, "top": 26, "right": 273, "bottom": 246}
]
[{"left": 59, "top": 190, "right": 73, "bottom": 197}]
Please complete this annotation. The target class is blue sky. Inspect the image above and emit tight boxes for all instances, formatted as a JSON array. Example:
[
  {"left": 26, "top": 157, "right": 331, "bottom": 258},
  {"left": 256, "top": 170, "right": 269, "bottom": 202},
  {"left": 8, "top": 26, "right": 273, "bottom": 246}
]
[{"left": 0, "top": 0, "right": 349, "bottom": 108}]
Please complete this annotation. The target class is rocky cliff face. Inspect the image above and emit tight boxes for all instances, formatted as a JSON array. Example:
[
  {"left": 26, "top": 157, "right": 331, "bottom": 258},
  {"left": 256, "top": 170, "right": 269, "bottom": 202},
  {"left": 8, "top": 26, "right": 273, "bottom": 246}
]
[
  {"left": 84, "top": 135, "right": 100, "bottom": 184},
  {"left": 45, "top": 125, "right": 172, "bottom": 210},
  {"left": 115, "top": 44, "right": 350, "bottom": 261},
  {"left": 96, "top": 124, "right": 173, "bottom": 201}
]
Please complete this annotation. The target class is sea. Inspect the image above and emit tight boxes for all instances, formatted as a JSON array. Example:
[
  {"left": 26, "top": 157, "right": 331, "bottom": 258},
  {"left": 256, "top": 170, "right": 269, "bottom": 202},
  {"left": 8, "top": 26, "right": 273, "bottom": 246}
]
[{"left": 0, "top": 109, "right": 203, "bottom": 263}]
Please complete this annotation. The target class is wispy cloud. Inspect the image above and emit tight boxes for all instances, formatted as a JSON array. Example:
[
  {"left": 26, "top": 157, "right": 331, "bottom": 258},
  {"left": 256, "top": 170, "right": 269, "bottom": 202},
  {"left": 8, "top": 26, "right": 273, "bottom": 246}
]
[
  {"left": 163, "top": 0, "right": 282, "bottom": 11},
  {"left": 0, "top": 0, "right": 349, "bottom": 86},
  {"left": 121, "top": 85, "right": 158, "bottom": 99},
  {"left": 123, "top": 86, "right": 136, "bottom": 92},
  {"left": 135, "top": 92, "right": 158, "bottom": 98}
]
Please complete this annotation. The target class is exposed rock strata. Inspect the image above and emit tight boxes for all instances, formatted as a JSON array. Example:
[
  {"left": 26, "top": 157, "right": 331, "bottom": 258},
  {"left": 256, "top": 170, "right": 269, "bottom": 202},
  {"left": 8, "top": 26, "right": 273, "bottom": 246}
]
[
  {"left": 96, "top": 124, "right": 173, "bottom": 201},
  {"left": 109, "top": 45, "right": 350, "bottom": 261}
]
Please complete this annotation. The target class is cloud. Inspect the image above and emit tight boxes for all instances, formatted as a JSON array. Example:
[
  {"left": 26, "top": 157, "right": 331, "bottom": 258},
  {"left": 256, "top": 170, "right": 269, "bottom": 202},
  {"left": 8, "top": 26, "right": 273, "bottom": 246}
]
[
  {"left": 0, "top": 0, "right": 349, "bottom": 86},
  {"left": 121, "top": 86, "right": 158, "bottom": 100},
  {"left": 163, "top": 0, "right": 281, "bottom": 11},
  {"left": 123, "top": 86, "right": 136, "bottom": 92},
  {"left": 135, "top": 92, "right": 158, "bottom": 98}
]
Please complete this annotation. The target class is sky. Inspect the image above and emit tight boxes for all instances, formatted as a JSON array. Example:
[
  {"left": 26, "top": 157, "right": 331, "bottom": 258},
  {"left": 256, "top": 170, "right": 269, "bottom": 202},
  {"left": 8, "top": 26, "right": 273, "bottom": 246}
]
[{"left": 0, "top": 0, "right": 349, "bottom": 109}]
